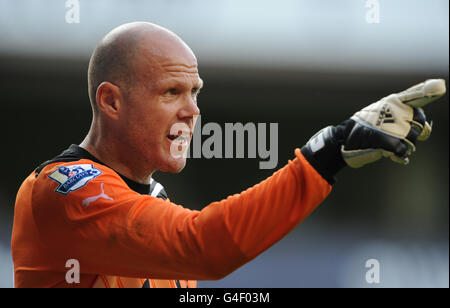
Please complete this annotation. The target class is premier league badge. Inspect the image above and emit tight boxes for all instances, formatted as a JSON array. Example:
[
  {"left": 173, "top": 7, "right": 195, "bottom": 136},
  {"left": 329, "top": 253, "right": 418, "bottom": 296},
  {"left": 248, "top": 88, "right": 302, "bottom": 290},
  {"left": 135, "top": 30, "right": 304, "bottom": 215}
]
[{"left": 48, "top": 164, "right": 102, "bottom": 195}]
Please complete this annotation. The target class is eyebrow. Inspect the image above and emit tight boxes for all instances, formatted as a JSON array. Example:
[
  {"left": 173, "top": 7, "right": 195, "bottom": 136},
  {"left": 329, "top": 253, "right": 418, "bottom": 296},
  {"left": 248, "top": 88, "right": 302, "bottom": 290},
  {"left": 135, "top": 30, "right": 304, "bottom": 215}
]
[{"left": 156, "top": 76, "right": 204, "bottom": 91}]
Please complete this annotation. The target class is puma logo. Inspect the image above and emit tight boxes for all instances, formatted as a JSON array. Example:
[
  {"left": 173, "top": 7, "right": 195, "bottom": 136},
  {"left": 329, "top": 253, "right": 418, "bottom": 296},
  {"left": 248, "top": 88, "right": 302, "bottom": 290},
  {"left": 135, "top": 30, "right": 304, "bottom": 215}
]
[{"left": 81, "top": 183, "right": 113, "bottom": 207}]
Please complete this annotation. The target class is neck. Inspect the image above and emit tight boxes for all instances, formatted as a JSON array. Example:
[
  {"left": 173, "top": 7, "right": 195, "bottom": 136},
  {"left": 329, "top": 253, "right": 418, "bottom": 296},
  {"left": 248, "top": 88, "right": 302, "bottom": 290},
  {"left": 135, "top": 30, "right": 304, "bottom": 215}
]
[{"left": 80, "top": 122, "right": 154, "bottom": 184}]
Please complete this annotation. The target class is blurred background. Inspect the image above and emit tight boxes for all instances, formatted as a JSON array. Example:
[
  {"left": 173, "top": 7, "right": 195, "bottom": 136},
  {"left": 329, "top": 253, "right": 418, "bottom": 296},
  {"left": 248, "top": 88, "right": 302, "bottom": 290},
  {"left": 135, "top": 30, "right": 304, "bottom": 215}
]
[{"left": 0, "top": 0, "right": 448, "bottom": 288}]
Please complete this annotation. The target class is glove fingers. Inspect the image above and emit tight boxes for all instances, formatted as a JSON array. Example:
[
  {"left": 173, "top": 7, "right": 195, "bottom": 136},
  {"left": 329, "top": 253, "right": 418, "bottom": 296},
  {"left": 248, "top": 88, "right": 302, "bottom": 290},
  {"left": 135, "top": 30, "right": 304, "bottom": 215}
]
[
  {"left": 418, "top": 121, "right": 432, "bottom": 141},
  {"left": 390, "top": 154, "right": 410, "bottom": 165},
  {"left": 341, "top": 148, "right": 383, "bottom": 168},
  {"left": 397, "top": 79, "right": 446, "bottom": 108},
  {"left": 344, "top": 122, "right": 411, "bottom": 157},
  {"left": 381, "top": 146, "right": 410, "bottom": 165},
  {"left": 405, "top": 107, "right": 433, "bottom": 146},
  {"left": 383, "top": 139, "right": 412, "bottom": 165},
  {"left": 369, "top": 124, "right": 410, "bottom": 158},
  {"left": 412, "top": 107, "right": 426, "bottom": 128},
  {"left": 342, "top": 123, "right": 410, "bottom": 168},
  {"left": 342, "top": 145, "right": 410, "bottom": 168}
]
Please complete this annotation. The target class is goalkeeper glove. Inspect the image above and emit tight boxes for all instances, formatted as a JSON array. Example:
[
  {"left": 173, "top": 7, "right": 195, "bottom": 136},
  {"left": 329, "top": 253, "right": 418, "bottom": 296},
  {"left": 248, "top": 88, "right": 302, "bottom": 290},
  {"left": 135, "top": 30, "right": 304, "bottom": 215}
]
[{"left": 301, "top": 79, "right": 446, "bottom": 185}]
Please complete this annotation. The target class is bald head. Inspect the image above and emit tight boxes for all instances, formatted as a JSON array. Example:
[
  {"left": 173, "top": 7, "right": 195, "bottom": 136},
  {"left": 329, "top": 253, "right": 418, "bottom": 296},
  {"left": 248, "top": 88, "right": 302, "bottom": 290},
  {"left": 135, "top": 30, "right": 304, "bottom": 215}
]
[{"left": 87, "top": 22, "right": 196, "bottom": 113}]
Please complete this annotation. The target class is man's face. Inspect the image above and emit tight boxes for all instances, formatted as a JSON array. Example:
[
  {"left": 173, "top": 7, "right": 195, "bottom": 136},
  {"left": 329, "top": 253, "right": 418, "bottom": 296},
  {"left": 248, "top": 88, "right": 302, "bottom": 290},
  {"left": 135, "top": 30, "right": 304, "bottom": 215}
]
[{"left": 120, "top": 49, "right": 202, "bottom": 174}]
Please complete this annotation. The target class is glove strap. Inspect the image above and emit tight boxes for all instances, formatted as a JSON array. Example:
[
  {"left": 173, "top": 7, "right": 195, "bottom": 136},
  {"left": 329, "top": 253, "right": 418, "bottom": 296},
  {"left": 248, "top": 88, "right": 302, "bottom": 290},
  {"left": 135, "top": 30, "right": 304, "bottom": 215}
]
[{"left": 301, "top": 120, "right": 355, "bottom": 185}]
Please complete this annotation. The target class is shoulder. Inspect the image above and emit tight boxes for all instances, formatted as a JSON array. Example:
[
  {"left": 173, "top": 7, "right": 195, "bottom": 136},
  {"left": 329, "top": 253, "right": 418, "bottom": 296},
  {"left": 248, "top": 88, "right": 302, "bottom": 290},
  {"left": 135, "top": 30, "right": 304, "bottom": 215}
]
[
  {"left": 38, "top": 160, "right": 120, "bottom": 195},
  {"left": 29, "top": 159, "right": 136, "bottom": 211}
]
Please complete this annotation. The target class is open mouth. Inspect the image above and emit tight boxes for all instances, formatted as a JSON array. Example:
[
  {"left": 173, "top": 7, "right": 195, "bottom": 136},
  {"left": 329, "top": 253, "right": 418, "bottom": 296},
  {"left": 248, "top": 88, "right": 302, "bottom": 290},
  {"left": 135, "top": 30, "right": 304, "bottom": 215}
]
[{"left": 167, "top": 131, "right": 191, "bottom": 144}]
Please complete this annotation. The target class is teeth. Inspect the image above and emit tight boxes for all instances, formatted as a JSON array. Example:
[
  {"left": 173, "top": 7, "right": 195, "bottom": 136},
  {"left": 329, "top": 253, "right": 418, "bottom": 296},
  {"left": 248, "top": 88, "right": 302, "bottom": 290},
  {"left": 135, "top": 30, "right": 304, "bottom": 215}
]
[
  {"left": 168, "top": 131, "right": 191, "bottom": 143},
  {"left": 169, "top": 135, "right": 188, "bottom": 143}
]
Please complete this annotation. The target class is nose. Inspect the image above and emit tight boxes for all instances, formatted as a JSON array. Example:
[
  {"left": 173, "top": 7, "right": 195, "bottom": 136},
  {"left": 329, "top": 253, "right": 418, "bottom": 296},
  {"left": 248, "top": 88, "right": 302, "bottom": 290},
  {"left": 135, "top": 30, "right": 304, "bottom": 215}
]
[{"left": 178, "top": 95, "right": 200, "bottom": 120}]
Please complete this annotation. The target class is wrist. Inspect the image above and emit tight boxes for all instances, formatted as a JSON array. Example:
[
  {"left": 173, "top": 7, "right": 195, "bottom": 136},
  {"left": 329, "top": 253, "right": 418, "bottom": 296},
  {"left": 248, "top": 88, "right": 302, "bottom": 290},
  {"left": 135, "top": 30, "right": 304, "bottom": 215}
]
[{"left": 301, "top": 120, "right": 355, "bottom": 185}]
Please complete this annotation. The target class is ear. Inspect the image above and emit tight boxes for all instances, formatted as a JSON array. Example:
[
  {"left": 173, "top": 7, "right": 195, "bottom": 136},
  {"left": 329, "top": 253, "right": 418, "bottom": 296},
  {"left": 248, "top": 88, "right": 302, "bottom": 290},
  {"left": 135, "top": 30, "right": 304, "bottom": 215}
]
[{"left": 95, "top": 81, "right": 122, "bottom": 120}]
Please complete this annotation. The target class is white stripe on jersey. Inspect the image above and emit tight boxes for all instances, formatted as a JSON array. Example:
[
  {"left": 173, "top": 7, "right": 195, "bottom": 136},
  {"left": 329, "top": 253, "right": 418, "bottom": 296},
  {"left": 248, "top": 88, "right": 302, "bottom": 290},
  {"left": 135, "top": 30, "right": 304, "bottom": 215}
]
[{"left": 151, "top": 183, "right": 163, "bottom": 197}]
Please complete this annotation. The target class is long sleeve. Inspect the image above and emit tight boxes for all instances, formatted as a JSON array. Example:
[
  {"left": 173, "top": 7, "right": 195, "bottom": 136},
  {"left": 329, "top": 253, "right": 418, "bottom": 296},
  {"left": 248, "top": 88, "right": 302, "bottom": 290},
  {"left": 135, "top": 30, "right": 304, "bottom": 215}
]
[{"left": 12, "top": 149, "right": 331, "bottom": 286}]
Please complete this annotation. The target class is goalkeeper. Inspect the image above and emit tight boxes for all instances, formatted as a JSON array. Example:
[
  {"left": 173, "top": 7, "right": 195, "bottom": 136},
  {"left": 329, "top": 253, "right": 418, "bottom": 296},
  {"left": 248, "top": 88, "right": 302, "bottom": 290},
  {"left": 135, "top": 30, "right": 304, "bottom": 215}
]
[{"left": 11, "top": 22, "right": 446, "bottom": 288}]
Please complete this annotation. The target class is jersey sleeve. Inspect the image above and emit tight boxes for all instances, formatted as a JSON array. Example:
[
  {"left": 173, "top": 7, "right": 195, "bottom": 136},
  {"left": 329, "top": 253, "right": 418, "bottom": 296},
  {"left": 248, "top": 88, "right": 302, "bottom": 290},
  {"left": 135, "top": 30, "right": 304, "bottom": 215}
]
[{"left": 29, "top": 149, "right": 331, "bottom": 280}]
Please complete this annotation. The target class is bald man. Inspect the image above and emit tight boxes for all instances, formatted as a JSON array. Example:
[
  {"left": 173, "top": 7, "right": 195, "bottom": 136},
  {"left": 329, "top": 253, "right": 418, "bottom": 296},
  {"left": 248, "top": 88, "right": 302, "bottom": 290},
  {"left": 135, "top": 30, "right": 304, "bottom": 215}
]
[{"left": 11, "top": 22, "right": 446, "bottom": 288}]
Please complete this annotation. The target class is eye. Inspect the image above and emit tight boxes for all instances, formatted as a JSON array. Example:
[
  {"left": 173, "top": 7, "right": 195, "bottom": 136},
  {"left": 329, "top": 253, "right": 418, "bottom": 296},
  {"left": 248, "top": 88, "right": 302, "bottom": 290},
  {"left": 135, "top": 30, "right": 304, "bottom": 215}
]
[
  {"left": 165, "top": 88, "right": 178, "bottom": 95},
  {"left": 191, "top": 87, "right": 201, "bottom": 98}
]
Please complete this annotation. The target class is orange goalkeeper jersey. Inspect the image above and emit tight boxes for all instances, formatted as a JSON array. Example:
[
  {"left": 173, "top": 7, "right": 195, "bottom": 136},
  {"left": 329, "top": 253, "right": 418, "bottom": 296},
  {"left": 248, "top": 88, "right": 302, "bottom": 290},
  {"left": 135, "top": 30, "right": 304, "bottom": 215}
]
[{"left": 11, "top": 144, "right": 332, "bottom": 288}]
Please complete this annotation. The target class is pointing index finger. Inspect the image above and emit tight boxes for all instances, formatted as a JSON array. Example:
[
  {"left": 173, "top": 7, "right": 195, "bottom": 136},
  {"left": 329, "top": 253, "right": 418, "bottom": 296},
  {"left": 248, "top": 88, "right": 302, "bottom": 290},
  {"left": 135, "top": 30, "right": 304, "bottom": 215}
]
[{"left": 397, "top": 79, "right": 446, "bottom": 108}]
